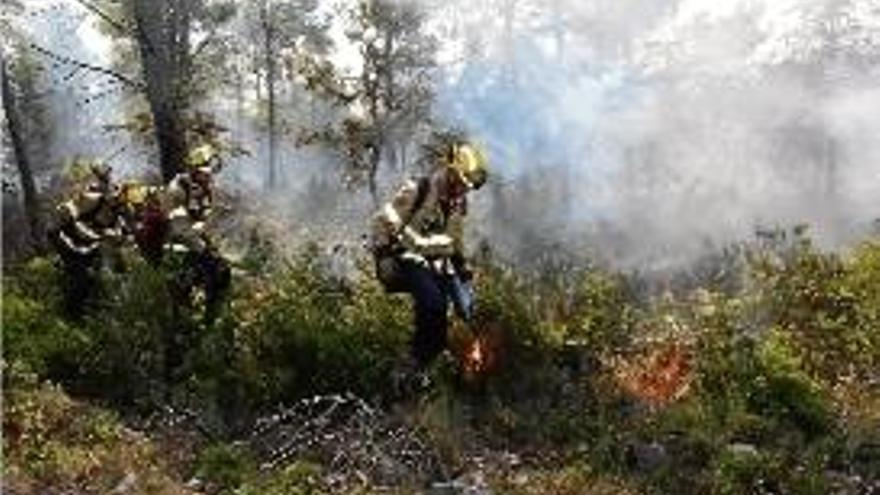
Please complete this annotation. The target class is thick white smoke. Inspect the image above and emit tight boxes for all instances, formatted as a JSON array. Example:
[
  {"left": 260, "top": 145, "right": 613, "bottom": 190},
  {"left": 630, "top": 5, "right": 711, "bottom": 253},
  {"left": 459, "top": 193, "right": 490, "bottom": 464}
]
[
  {"left": 429, "top": 0, "right": 880, "bottom": 269},
  {"left": 10, "top": 0, "right": 880, "bottom": 270},
  {"left": 12, "top": 0, "right": 148, "bottom": 178}
]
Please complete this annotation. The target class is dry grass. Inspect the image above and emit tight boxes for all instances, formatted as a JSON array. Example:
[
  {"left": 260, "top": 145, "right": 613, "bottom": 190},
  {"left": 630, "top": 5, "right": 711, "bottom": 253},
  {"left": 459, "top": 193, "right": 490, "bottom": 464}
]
[{"left": 3, "top": 370, "right": 198, "bottom": 495}]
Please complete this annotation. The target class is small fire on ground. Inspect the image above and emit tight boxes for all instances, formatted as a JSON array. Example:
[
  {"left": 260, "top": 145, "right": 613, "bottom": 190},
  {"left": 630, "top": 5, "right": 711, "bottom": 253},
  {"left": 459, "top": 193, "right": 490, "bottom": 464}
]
[
  {"left": 452, "top": 320, "right": 503, "bottom": 379},
  {"left": 615, "top": 343, "right": 692, "bottom": 406},
  {"left": 463, "top": 336, "right": 488, "bottom": 374}
]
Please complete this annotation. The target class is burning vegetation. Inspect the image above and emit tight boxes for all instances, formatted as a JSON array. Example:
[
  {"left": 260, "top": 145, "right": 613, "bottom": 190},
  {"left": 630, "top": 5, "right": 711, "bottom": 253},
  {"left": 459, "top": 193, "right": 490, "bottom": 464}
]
[{"left": 615, "top": 343, "right": 693, "bottom": 407}]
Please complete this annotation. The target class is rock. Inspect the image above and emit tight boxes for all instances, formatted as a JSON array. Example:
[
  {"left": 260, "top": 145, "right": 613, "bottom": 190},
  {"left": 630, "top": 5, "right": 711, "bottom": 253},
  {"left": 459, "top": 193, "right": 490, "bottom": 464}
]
[
  {"left": 184, "top": 477, "right": 203, "bottom": 490},
  {"left": 111, "top": 472, "right": 137, "bottom": 494},
  {"left": 430, "top": 471, "right": 492, "bottom": 495},
  {"left": 430, "top": 479, "right": 469, "bottom": 494},
  {"left": 824, "top": 470, "right": 863, "bottom": 494},
  {"left": 726, "top": 443, "right": 759, "bottom": 457},
  {"left": 853, "top": 440, "right": 880, "bottom": 467},
  {"left": 501, "top": 451, "right": 521, "bottom": 468},
  {"left": 628, "top": 441, "right": 668, "bottom": 473},
  {"left": 511, "top": 472, "right": 530, "bottom": 486}
]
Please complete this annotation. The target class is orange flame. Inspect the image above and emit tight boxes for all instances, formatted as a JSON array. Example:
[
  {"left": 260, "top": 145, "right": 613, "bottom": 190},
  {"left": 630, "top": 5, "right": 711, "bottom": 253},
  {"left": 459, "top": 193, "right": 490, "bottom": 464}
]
[
  {"left": 617, "top": 344, "right": 692, "bottom": 406},
  {"left": 463, "top": 337, "right": 487, "bottom": 374}
]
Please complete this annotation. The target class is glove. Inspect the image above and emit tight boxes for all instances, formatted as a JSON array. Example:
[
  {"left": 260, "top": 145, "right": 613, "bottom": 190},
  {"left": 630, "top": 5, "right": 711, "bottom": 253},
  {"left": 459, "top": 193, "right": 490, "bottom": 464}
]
[
  {"left": 451, "top": 254, "right": 472, "bottom": 281},
  {"left": 450, "top": 275, "right": 475, "bottom": 322}
]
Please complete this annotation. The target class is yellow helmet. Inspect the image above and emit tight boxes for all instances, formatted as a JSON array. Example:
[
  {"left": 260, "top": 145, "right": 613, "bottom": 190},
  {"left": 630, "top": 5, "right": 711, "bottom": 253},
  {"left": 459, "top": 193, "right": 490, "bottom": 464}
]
[
  {"left": 448, "top": 142, "right": 488, "bottom": 190},
  {"left": 186, "top": 143, "right": 219, "bottom": 172},
  {"left": 118, "top": 181, "right": 160, "bottom": 206},
  {"left": 118, "top": 182, "right": 150, "bottom": 206}
]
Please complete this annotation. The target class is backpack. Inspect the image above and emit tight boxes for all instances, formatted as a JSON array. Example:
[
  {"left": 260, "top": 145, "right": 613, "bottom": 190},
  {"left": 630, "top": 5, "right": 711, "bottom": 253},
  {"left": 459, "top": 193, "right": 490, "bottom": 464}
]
[{"left": 374, "top": 176, "right": 430, "bottom": 293}]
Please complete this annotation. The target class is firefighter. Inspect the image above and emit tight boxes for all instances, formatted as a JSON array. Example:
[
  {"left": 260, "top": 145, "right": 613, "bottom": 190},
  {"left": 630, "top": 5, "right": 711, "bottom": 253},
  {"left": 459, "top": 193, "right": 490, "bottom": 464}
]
[
  {"left": 122, "top": 184, "right": 168, "bottom": 266},
  {"left": 51, "top": 164, "right": 126, "bottom": 318},
  {"left": 164, "top": 143, "right": 218, "bottom": 236},
  {"left": 164, "top": 144, "right": 230, "bottom": 325},
  {"left": 371, "top": 139, "right": 488, "bottom": 380},
  {"left": 148, "top": 144, "right": 230, "bottom": 392}
]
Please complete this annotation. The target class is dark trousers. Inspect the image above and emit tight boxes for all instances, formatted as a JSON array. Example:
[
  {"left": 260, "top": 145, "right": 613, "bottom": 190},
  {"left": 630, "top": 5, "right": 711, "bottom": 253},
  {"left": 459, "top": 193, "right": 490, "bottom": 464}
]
[
  {"left": 51, "top": 229, "right": 102, "bottom": 320},
  {"left": 401, "top": 259, "right": 450, "bottom": 369}
]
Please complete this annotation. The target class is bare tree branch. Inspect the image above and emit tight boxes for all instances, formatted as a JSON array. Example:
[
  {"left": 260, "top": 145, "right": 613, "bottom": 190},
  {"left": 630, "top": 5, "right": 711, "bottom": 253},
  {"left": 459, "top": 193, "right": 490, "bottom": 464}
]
[
  {"left": 70, "top": 0, "right": 157, "bottom": 55},
  {"left": 71, "top": 0, "right": 130, "bottom": 37},
  {"left": 28, "top": 42, "right": 145, "bottom": 89},
  {"left": 191, "top": 30, "right": 222, "bottom": 61}
]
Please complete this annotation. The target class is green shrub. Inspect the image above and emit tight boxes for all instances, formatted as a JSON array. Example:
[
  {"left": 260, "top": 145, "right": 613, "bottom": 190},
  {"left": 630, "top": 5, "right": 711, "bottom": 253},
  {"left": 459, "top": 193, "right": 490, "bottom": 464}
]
[
  {"left": 842, "top": 241, "right": 880, "bottom": 376},
  {"left": 747, "top": 330, "right": 831, "bottom": 438},
  {"left": 195, "top": 442, "right": 257, "bottom": 493},
  {"left": 3, "top": 254, "right": 196, "bottom": 410},
  {"left": 693, "top": 297, "right": 758, "bottom": 420},
  {"left": 3, "top": 291, "right": 84, "bottom": 379},
  {"left": 749, "top": 231, "right": 877, "bottom": 385},
  {"left": 712, "top": 446, "right": 781, "bottom": 495},
  {"left": 5, "top": 232, "right": 876, "bottom": 495},
  {"left": 568, "top": 271, "right": 636, "bottom": 354},
  {"left": 235, "top": 461, "right": 322, "bottom": 495},
  {"left": 70, "top": 259, "right": 177, "bottom": 408},
  {"left": 3, "top": 258, "right": 86, "bottom": 379},
  {"left": 234, "top": 253, "right": 410, "bottom": 406}
]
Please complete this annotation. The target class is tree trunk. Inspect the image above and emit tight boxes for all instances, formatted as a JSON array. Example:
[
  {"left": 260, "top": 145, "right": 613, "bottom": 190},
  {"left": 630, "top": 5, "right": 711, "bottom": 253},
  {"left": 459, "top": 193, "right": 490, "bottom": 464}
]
[
  {"left": 398, "top": 142, "right": 407, "bottom": 175},
  {"left": 262, "top": 0, "right": 278, "bottom": 190},
  {"left": 381, "top": 26, "right": 396, "bottom": 172},
  {"left": 1, "top": 54, "right": 44, "bottom": 252},
  {"left": 366, "top": 126, "right": 384, "bottom": 206},
  {"left": 132, "top": 0, "right": 189, "bottom": 183},
  {"left": 365, "top": 52, "right": 381, "bottom": 206}
]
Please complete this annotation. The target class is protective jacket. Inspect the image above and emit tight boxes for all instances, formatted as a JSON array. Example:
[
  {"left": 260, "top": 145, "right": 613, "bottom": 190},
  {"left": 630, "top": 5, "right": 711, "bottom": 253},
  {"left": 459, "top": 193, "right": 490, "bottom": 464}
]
[
  {"left": 163, "top": 172, "right": 213, "bottom": 253},
  {"left": 371, "top": 172, "right": 466, "bottom": 274},
  {"left": 55, "top": 185, "right": 124, "bottom": 256}
]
